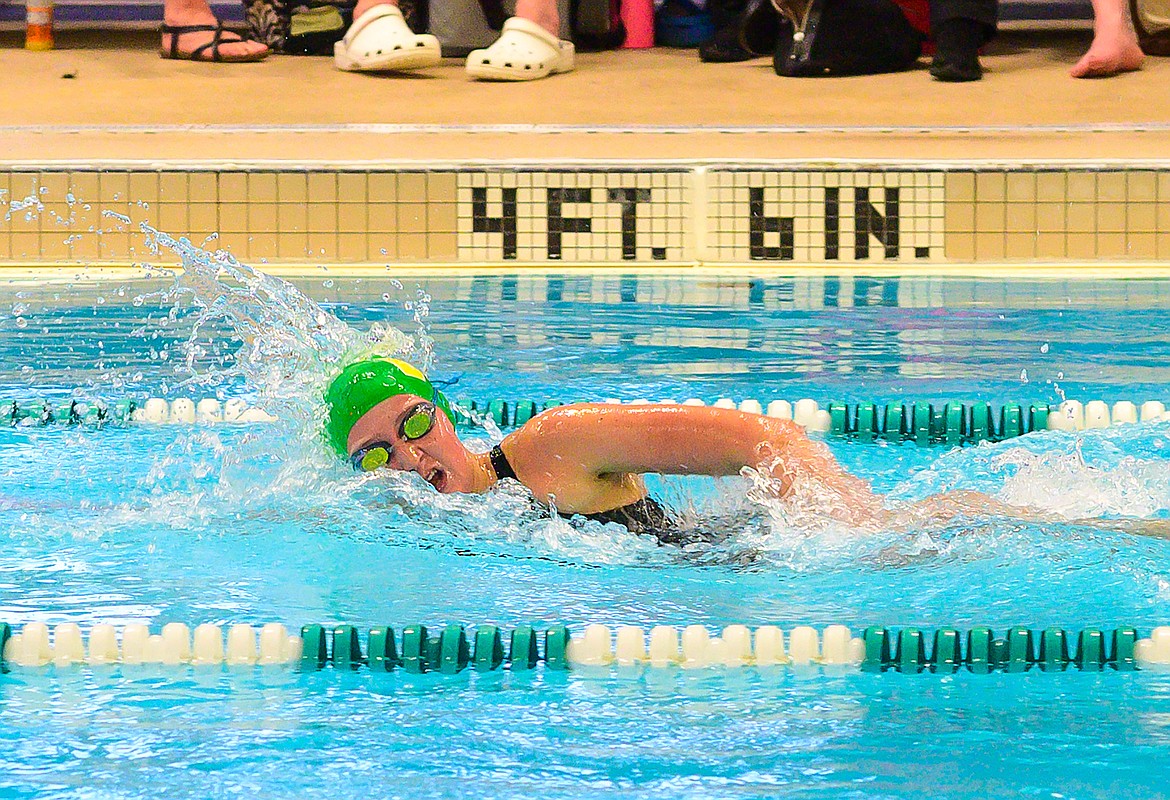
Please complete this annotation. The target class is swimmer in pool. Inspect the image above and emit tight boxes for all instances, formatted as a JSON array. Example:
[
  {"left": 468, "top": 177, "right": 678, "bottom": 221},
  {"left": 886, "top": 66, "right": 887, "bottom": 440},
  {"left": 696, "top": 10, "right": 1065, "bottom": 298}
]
[
  {"left": 325, "top": 357, "right": 1170, "bottom": 542},
  {"left": 325, "top": 357, "right": 890, "bottom": 542}
]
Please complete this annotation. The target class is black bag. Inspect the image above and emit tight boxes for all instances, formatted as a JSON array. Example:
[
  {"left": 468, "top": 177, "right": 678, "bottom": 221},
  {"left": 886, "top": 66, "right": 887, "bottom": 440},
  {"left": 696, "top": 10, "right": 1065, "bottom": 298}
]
[
  {"left": 572, "top": 0, "right": 626, "bottom": 50},
  {"left": 700, "top": 0, "right": 780, "bottom": 62},
  {"left": 773, "top": 0, "right": 924, "bottom": 76}
]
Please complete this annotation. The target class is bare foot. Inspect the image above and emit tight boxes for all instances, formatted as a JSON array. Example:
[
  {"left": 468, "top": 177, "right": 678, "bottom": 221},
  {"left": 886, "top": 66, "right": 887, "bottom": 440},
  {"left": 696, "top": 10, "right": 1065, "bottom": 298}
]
[{"left": 1070, "top": 29, "right": 1145, "bottom": 77}]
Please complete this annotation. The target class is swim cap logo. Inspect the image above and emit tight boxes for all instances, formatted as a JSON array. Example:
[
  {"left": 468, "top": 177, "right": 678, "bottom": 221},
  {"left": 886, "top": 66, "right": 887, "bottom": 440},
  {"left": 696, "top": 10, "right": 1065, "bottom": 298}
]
[{"left": 389, "top": 359, "right": 426, "bottom": 382}]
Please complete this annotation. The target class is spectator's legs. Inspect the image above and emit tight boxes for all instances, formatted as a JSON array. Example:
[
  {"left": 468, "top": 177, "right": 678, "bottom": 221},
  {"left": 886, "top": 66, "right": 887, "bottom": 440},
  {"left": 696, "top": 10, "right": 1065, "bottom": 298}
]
[
  {"left": 162, "top": 0, "right": 268, "bottom": 59},
  {"left": 929, "top": 0, "right": 996, "bottom": 81},
  {"left": 350, "top": 0, "right": 558, "bottom": 35},
  {"left": 515, "top": 0, "right": 560, "bottom": 35},
  {"left": 1070, "top": 0, "right": 1144, "bottom": 77}
]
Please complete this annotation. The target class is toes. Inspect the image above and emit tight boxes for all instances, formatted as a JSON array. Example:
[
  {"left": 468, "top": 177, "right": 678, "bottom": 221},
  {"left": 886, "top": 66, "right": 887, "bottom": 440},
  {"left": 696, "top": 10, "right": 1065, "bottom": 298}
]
[
  {"left": 219, "top": 40, "right": 267, "bottom": 58},
  {"left": 161, "top": 28, "right": 267, "bottom": 60},
  {"left": 1071, "top": 53, "right": 1108, "bottom": 78},
  {"left": 1071, "top": 44, "right": 1144, "bottom": 78}
]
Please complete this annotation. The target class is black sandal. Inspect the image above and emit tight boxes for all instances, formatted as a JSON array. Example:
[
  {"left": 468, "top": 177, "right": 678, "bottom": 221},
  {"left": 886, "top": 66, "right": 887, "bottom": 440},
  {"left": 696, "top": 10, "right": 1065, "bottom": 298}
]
[{"left": 159, "top": 21, "right": 268, "bottom": 62}]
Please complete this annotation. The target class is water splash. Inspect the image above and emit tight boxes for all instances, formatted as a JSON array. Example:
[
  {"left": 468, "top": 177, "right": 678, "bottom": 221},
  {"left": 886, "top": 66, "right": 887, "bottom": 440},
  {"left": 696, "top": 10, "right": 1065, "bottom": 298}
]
[
  {"left": 890, "top": 422, "right": 1170, "bottom": 521},
  {"left": 995, "top": 437, "right": 1170, "bottom": 520},
  {"left": 5, "top": 189, "right": 97, "bottom": 239},
  {"left": 131, "top": 221, "right": 397, "bottom": 412},
  {"left": 58, "top": 219, "right": 445, "bottom": 547},
  {"left": 124, "top": 223, "right": 507, "bottom": 442}
]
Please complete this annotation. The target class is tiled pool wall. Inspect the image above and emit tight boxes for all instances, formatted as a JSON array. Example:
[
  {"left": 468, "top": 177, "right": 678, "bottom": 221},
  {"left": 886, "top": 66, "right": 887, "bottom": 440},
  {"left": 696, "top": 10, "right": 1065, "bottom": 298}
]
[{"left": 2, "top": 163, "right": 1169, "bottom": 266}]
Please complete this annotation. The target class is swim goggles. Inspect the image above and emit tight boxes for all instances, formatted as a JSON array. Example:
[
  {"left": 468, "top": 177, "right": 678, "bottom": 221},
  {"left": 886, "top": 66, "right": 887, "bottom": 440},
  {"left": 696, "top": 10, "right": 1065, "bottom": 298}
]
[{"left": 349, "top": 401, "right": 437, "bottom": 472}]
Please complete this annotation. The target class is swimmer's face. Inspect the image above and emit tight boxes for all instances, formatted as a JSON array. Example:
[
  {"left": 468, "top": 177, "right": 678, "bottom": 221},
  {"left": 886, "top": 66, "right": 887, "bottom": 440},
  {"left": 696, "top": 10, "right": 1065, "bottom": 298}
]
[{"left": 347, "top": 394, "right": 473, "bottom": 493}]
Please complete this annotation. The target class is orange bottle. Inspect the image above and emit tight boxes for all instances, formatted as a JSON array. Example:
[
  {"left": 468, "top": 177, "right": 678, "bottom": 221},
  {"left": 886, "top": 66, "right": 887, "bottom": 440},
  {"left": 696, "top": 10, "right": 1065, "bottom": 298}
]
[{"left": 26, "top": 0, "right": 54, "bottom": 50}]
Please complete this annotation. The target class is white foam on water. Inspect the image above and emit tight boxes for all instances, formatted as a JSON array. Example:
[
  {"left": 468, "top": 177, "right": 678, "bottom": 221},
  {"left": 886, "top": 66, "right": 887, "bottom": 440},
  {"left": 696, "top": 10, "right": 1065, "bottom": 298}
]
[{"left": 890, "top": 423, "right": 1170, "bottom": 522}]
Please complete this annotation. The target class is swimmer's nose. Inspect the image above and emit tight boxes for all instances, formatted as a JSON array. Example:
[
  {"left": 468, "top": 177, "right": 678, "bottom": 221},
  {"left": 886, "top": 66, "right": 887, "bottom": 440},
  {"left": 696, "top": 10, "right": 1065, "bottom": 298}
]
[{"left": 391, "top": 441, "right": 424, "bottom": 471}]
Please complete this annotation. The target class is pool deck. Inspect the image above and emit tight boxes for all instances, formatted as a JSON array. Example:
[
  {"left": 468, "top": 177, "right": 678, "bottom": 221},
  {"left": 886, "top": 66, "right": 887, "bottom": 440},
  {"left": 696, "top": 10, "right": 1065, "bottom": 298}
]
[
  {"left": 4, "top": 28, "right": 1170, "bottom": 275},
  {"left": 2, "top": 28, "right": 1170, "bottom": 163}
]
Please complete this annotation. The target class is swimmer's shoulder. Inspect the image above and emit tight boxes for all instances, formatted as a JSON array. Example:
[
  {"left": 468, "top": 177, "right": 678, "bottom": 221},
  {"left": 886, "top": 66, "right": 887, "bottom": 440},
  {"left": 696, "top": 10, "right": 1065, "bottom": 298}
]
[
  {"left": 505, "top": 403, "right": 636, "bottom": 470},
  {"left": 500, "top": 404, "right": 623, "bottom": 506},
  {"left": 518, "top": 402, "right": 612, "bottom": 431},
  {"left": 518, "top": 402, "right": 806, "bottom": 437}
]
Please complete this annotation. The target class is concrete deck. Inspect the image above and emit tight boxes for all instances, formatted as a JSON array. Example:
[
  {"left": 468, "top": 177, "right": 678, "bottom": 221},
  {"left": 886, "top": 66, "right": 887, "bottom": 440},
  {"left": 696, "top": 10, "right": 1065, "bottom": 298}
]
[{"left": 2, "top": 29, "right": 1169, "bottom": 162}]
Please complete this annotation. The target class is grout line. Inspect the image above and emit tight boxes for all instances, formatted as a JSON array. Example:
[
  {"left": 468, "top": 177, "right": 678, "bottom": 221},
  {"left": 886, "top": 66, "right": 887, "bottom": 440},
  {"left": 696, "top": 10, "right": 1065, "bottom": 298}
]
[
  {"left": 5, "top": 123, "right": 1170, "bottom": 136},
  {"left": 6, "top": 263, "right": 1170, "bottom": 281}
]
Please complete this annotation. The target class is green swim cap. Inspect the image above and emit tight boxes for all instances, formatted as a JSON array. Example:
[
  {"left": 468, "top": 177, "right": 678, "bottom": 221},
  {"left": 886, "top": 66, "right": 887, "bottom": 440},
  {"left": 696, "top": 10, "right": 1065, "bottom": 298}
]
[{"left": 324, "top": 357, "right": 454, "bottom": 456}]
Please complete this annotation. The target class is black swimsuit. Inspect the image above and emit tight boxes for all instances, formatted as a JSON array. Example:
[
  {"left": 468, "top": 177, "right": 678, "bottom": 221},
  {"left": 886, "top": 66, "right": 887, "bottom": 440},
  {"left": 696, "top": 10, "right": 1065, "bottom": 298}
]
[{"left": 489, "top": 444, "right": 688, "bottom": 545}]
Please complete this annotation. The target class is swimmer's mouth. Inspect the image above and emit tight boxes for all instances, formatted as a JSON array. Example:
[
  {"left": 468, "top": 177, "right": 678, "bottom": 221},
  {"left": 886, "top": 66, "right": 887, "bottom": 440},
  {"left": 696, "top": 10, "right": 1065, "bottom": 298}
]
[{"left": 424, "top": 467, "right": 447, "bottom": 492}]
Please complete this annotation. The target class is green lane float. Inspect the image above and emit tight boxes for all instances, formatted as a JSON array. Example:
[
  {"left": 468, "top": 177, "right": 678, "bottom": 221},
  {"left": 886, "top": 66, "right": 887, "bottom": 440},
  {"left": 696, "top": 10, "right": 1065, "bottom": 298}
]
[
  {"left": 6, "top": 395, "right": 1170, "bottom": 445},
  {"left": 2, "top": 621, "right": 1169, "bottom": 675},
  {"left": 861, "top": 625, "right": 1143, "bottom": 673},
  {"left": 3, "top": 397, "right": 273, "bottom": 426},
  {"left": 829, "top": 401, "right": 1057, "bottom": 444}
]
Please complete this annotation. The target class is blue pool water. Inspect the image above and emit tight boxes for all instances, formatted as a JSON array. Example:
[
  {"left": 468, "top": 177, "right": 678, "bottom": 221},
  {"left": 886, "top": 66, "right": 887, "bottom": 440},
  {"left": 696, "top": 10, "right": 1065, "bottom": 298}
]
[{"left": 3, "top": 261, "right": 1170, "bottom": 798}]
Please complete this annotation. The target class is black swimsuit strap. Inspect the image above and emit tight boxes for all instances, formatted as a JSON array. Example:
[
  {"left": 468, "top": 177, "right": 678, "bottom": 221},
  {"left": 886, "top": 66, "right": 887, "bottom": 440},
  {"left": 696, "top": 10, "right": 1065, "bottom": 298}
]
[{"left": 489, "top": 444, "right": 517, "bottom": 481}]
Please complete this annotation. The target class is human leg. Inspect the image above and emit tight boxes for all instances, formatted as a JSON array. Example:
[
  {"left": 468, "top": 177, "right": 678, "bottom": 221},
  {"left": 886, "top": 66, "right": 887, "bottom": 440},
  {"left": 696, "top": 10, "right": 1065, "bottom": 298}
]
[
  {"left": 516, "top": 0, "right": 561, "bottom": 34},
  {"left": 352, "top": 0, "right": 398, "bottom": 20},
  {"left": 928, "top": 0, "right": 996, "bottom": 81},
  {"left": 1070, "top": 0, "right": 1144, "bottom": 77},
  {"left": 894, "top": 489, "right": 1170, "bottom": 540}
]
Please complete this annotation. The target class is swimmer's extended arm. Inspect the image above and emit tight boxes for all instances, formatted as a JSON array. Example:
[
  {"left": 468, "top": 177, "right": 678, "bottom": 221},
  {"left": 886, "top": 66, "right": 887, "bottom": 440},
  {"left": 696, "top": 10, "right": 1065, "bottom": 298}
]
[{"left": 518, "top": 403, "right": 870, "bottom": 496}]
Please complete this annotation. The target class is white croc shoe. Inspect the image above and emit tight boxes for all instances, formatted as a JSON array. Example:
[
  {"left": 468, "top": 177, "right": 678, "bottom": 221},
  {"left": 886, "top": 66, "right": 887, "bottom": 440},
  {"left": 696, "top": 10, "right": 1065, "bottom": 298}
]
[
  {"left": 465, "top": 17, "right": 575, "bottom": 81},
  {"left": 334, "top": 4, "right": 441, "bottom": 72}
]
